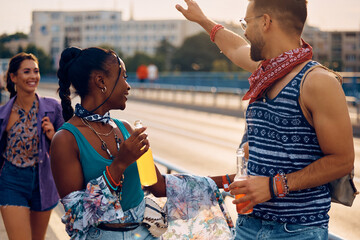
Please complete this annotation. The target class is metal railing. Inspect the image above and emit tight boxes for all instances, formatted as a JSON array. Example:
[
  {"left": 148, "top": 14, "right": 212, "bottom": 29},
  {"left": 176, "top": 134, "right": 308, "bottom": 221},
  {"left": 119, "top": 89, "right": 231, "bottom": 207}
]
[{"left": 153, "top": 156, "right": 344, "bottom": 240}]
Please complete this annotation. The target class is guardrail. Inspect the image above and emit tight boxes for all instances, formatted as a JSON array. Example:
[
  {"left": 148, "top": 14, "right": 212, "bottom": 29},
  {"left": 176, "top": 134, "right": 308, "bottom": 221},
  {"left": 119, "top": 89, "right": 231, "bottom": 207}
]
[
  {"left": 153, "top": 156, "right": 344, "bottom": 240},
  {"left": 129, "top": 81, "right": 360, "bottom": 123}
]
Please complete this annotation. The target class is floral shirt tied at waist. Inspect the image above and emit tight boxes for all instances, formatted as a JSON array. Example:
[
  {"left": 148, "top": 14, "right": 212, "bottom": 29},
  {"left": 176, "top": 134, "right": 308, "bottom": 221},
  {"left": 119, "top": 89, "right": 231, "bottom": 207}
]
[{"left": 2, "top": 99, "right": 39, "bottom": 167}]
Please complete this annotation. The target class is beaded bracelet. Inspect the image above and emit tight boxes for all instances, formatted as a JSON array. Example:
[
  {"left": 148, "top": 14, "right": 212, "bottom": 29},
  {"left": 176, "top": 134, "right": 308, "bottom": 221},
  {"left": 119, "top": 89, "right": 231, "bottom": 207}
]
[
  {"left": 103, "top": 171, "right": 118, "bottom": 191},
  {"left": 210, "top": 24, "right": 224, "bottom": 42},
  {"left": 222, "top": 175, "right": 230, "bottom": 192},
  {"left": 106, "top": 166, "right": 121, "bottom": 187},
  {"left": 274, "top": 173, "right": 289, "bottom": 198},
  {"left": 280, "top": 172, "right": 289, "bottom": 196}
]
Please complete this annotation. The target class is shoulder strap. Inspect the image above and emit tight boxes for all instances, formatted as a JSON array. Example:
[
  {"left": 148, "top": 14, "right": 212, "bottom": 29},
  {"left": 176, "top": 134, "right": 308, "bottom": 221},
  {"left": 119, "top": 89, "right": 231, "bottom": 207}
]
[
  {"left": 299, "top": 64, "right": 343, "bottom": 126},
  {"left": 112, "top": 119, "right": 131, "bottom": 140}
]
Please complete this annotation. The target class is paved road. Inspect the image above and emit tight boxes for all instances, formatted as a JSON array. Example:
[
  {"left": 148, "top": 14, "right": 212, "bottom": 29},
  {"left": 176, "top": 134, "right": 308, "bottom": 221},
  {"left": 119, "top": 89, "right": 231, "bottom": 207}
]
[{"left": 1, "top": 85, "right": 359, "bottom": 239}]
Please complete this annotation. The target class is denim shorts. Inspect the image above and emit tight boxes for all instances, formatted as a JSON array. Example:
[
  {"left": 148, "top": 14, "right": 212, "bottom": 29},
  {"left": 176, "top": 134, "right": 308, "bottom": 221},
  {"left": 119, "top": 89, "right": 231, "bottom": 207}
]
[
  {"left": 235, "top": 214, "right": 328, "bottom": 240},
  {"left": 0, "top": 160, "right": 57, "bottom": 211},
  {"left": 86, "top": 198, "right": 158, "bottom": 240}
]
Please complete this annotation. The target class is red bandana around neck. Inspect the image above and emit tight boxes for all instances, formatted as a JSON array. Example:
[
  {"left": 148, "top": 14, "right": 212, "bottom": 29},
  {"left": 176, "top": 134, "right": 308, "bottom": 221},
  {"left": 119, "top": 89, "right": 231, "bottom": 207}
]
[{"left": 243, "top": 39, "right": 313, "bottom": 103}]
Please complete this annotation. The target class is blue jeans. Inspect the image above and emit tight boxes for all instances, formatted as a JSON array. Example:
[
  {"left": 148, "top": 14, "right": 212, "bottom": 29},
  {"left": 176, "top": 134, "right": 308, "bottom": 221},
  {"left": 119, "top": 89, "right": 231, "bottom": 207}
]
[
  {"left": 235, "top": 214, "right": 328, "bottom": 240},
  {"left": 0, "top": 160, "right": 57, "bottom": 211},
  {"left": 86, "top": 198, "right": 158, "bottom": 240}
]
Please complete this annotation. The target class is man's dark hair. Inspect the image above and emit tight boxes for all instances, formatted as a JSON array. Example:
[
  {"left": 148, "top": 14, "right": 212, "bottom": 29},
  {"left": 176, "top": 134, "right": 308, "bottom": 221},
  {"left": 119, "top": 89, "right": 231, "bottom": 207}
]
[{"left": 252, "top": 0, "right": 308, "bottom": 35}]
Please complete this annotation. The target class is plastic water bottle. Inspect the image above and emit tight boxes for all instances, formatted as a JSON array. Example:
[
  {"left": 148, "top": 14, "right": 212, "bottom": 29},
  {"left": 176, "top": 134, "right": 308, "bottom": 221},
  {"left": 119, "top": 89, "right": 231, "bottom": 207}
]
[
  {"left": 134, "top": 120, "right": 158, "bottom": 186},
  {"left": 234, "top": 147, "right": 253, "bottom": 214}
]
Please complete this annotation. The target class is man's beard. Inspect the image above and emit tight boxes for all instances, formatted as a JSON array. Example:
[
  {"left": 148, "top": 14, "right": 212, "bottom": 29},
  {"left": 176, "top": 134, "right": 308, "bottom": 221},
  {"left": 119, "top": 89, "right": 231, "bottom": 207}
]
[{"left": 249, "top": 36, "right": 266, "bottom": 62}]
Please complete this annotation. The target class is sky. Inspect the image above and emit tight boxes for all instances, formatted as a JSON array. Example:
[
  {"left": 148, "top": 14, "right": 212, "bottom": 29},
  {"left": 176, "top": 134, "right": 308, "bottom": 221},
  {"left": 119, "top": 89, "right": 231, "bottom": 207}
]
[{"left": 0, "top": 0, "right": 359, "bottom": 34}]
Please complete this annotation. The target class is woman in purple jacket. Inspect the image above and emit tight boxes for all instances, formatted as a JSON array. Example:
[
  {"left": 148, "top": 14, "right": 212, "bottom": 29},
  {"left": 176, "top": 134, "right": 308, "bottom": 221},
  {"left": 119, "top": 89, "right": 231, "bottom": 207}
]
[{"left": 0, "top": 52, "right": 64, "bottom": 240}]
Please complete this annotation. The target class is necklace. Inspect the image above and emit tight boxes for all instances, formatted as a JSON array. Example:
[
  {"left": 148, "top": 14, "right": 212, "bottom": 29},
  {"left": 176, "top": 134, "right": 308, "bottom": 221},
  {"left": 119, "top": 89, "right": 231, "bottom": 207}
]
[
  {"left": 80, "top": 118, "right": 114, "bottom": 136},
  {"left": 81, "top": 118, "right": 121, "bottom": 159}
]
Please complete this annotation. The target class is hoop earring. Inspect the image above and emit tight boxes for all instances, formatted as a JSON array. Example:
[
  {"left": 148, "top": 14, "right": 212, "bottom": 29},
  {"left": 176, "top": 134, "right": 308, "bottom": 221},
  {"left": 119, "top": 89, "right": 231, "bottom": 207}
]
[{"left": 101, "top": 86, "right": 107, "bottom": 93}]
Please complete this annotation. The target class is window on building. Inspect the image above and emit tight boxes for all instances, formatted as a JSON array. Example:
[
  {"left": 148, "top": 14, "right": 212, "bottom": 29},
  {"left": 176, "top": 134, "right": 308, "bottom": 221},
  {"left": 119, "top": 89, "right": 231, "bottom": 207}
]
[
  {"left": 346, "top": 43, "right": 356, "bottom": 51},
  {"left": 346, "top": 55, "right": 356, "bottom": 62},
  {"left": 51, "top": 37, "right": 60, "bottom": 43},
  {"left": 74, "top": 16, "right": 81, "bottom": 22},
  {"left": 38, "top": 13, "right": 48, "bottom": 24},
  {"left": 51, "top": 25, "right": 60, "bottom": 33},
  {"left": 345, "top": 67, "right": 356, "bottom": 72},
  {"left": 51, "top": 13, "right": 60, "bottom": 20},
  {"left": 65, "top": 16, "right": 74, "bottom": 23},
  {"left": 40, "top": 26, "right": 48, "bottom": 35},
  {"left": 51, "top": 47, "right": 60, "bottom": 56},
  {"left": 345, "top": 32, "right": 356, "bottom": 38}
]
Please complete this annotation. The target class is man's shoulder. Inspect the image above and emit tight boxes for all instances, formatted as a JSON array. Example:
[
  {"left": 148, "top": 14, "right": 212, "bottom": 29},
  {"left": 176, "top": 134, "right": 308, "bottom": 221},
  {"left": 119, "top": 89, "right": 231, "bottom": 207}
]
[{"left": 304, "top": 66, "right": 342, "bottom": 90}]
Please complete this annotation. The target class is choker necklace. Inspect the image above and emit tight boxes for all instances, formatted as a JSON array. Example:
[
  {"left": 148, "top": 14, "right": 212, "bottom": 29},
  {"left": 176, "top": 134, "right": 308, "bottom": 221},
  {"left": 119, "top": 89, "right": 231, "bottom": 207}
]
[
  {"left": 81, "top": 118, "right": 121, "bottom": 159},
  {"left": 75, "top": 103, "right": 111, "bottom": 124}
]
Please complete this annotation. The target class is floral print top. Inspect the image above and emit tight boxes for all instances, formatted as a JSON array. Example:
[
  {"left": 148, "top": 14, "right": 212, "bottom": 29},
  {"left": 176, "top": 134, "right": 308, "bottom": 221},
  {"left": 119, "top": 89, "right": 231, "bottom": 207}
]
[
  {"left": 163, "top": 174, "right": 235, "bottom": 240},
  {"left": 61, "top": 173, "right": 235, "bottom": 240},
  {"left": 61, "top": 176, "right": 124, "bottom": 240},
  {"left": 3, "top": 100, "right": 39, "bottom": 167}
]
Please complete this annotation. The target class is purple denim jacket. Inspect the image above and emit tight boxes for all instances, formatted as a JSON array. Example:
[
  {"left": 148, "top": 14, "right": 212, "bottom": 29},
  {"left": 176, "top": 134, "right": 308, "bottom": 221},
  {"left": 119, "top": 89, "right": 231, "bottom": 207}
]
[{"left": 0, "top": 94, "right": 64, "bottom": 210}]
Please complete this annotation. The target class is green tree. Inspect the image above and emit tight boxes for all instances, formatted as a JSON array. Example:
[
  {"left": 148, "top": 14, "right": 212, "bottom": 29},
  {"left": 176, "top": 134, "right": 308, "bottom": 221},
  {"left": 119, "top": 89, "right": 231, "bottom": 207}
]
[
  {"left": 97, "top": 44, "right": 124, "bottom": 58},
  {"left": 0, "top": 43, "right": 12, "bottom": 58},
  {"left": 25, "top": 44, "right": 54, "bottom": 74},
  {"left": 0, "top": 32, "right": 27, "bottom": 43},
  {"left": 154, "top": 39, "right": 176, "bottom": 71},
  {"left": 0, "top": 32, "right": 28, "bottom": 58},
  {"left": 124, "top": 52, "right": 152, "bottom": 72},
  {"left": 172, "top": 32, "right": 228, "bottom": 71},
  {"left": 212, "top": 59, "right": 229, "bottom": 72}
]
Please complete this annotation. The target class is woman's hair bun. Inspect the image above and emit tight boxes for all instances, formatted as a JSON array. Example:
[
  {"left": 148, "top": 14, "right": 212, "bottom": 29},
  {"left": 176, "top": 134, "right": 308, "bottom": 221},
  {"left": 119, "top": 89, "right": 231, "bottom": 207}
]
[{"left": 59, "top": 47, "right": 82, "bottom": 69}]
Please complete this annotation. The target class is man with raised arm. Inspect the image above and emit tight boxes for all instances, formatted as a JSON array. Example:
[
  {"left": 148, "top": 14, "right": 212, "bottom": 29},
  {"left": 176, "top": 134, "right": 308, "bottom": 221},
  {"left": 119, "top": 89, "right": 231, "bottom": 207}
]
[{"left": 176, "top": 0, "right": 354, "bottom": 239}]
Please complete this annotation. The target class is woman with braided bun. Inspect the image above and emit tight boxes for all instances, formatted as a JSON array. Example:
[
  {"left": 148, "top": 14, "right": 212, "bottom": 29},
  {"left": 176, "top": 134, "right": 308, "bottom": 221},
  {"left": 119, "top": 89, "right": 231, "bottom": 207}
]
[
  {"left": 0, "top": 52, "right": 64, "bottom": 240},
  {"left": 50, "top": 46, "right": 166, "bottom": 240}
]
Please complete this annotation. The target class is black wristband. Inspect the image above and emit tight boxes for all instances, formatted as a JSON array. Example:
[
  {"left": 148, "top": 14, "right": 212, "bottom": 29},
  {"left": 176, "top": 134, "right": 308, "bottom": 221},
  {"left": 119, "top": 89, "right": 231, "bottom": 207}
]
[{"left": 269, "top": 176, "right": 275, "bottom": 199}]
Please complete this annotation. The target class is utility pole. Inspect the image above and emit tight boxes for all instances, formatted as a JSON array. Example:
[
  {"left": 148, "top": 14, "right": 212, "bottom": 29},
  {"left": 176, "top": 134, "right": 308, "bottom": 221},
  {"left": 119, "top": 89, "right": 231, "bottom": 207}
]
[{"left": 129, "top": 0, "right": 134, "bottom": 20}]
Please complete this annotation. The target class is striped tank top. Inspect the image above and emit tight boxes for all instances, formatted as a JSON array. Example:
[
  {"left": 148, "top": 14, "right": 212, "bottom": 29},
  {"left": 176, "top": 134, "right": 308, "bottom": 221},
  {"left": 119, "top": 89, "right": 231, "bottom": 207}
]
[{"left": 246, "top": 61, "right": 330, "bottom": 228}]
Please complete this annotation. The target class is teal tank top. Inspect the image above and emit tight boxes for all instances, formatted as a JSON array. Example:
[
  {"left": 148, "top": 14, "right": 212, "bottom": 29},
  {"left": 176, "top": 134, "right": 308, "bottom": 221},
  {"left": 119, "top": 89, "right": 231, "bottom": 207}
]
[{"left": 59, "top": 119, "right": 144, "bottom": 211}]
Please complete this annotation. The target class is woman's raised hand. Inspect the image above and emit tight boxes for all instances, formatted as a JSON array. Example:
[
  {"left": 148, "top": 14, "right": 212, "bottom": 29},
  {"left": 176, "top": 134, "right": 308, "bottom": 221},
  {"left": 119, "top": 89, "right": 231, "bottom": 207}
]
[{"left": 114, "top": 127, "right": 149, "bottom": 169}]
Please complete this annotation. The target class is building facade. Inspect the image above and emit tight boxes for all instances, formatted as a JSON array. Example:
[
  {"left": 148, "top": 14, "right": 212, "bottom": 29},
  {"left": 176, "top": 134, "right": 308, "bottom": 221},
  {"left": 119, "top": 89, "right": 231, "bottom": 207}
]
[
  {"left": 303, "top": 25, "right": 360, "bottom": 72},
  {"left": 29, "top": 10, "right": 207, "bottom": 67},
  {"left": 29, "top": 10, "right": 360, "bottom": 72}
]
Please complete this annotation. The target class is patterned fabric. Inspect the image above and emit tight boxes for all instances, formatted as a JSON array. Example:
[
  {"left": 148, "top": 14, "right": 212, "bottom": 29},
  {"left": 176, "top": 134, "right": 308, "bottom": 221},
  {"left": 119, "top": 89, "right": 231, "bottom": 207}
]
[
  {"left": 246, "top": 61, "right": 331, "bottom": 228},
  {"left": 163, "top": 174, "right": 235, "bottom": 240},
  {"left": 243, "top": 39, "right": 313, "bottom": 103},
  {"left": 74, "top": 103, "right": 111, "bottom": 124},
  {"left": 60, "top": 173, "right": 235, "bottom": 240},
  {"left": 61, "top": 175, "right": 124, "bottom": 240},
  {"left": 2, "top": 99, "right": 39, "bottom": 167}
]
